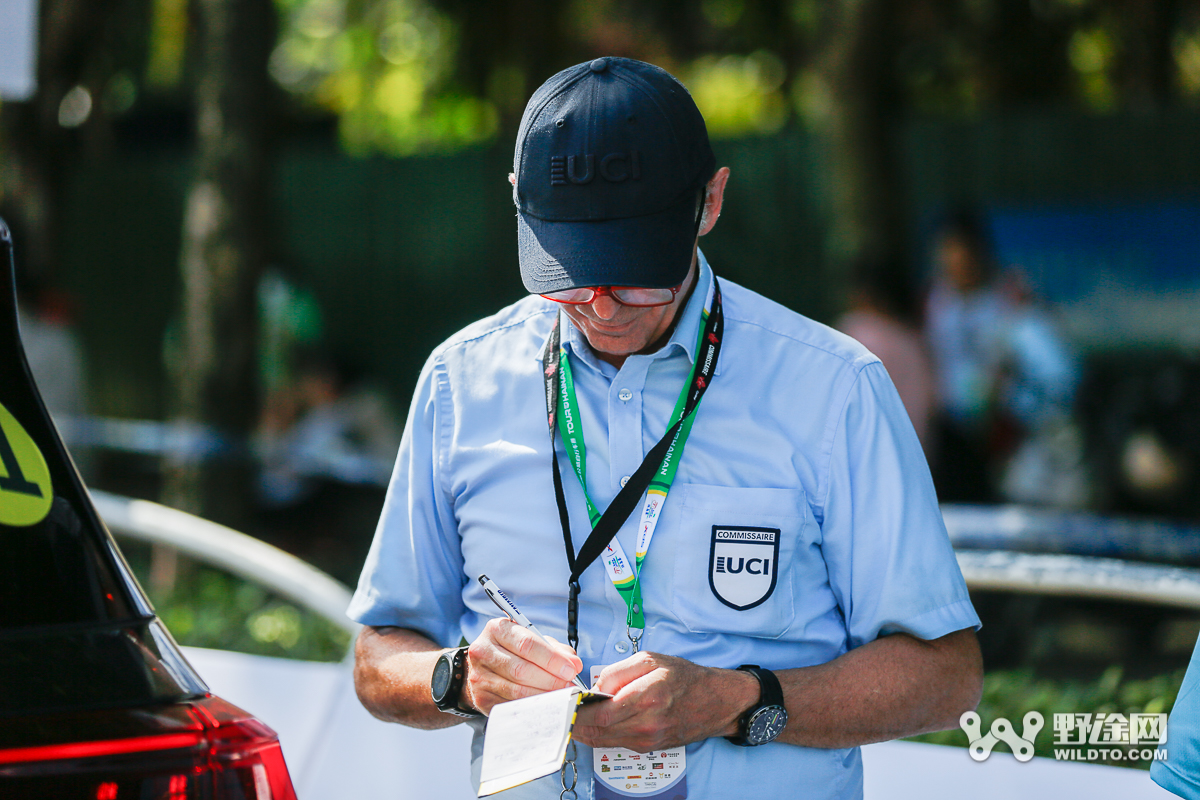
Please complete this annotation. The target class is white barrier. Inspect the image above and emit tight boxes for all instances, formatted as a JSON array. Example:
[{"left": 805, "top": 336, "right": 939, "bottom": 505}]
[
  {"left": 95, "top": 491, "right": 1200, "bottom": 623},
  {"left": 92, "top": 490, "right": 358, "bottom": 636}
]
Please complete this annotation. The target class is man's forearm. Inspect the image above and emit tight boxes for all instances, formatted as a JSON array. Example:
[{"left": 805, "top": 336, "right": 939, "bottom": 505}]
[
  {"left": 353, "top": 625, "right": 461, "bottom": 729},
  {"left": 574, "top": 628, "right": 981, "bottom": 753},
  {"left": 773, "top": 628, "right": 983, "bottom": 749}
]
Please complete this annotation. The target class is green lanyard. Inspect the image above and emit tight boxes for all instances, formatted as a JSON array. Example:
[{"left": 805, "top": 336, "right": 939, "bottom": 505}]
[{"left": 554, "top": 299, "right": 713, "bottom": 639}]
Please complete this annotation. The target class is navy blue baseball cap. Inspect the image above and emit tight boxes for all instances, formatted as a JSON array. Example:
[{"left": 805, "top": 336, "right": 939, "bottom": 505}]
[{"left": 513, "top": 57, "right": 717, "bottom": 294}]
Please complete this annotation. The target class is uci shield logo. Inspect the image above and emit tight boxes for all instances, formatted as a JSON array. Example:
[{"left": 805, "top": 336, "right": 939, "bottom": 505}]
[{"left": 709, "top": 526, "right": 779, "bottom": 610}]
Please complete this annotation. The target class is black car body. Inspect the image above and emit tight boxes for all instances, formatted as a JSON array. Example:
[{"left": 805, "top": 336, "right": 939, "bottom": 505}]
[{"left": 0, "top": 218, "right": 298, "bottom": 799}]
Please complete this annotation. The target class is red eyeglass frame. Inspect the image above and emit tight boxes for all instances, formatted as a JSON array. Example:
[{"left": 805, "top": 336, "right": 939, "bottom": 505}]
[{"left": 539, "top": 284, "right": 682, "bottom": 308}]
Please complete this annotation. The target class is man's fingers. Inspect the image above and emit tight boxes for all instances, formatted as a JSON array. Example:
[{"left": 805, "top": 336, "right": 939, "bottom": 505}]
[
  {"left": 469, "top": 635, "right": 571, "bottom": 691},
  {"left": 490, "top": 619, "right": 582, "bottom": 682},
  {"left": 465, "top": 641, "right": 572, "bottom": 715},
  {"left": 465, "top": 619, "right": 582, "bottom": 708},
  {"left": 459, "top": 620, "right": 588, "bottom": 715},
  {"left": 544, "top": 636, "right": 585, "bottom": 680},
  {"left": 593, "top": 652, "right": 657, "bottom": 694},
  {"left": 577, "top": 671, "right": 657, "bottom": 728},
  {"left": 469, "top": 673, "right": 561, "bottom": 714}
]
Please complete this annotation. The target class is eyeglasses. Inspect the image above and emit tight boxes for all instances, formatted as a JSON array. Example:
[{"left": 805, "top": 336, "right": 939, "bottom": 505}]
[{"left": 540, "top": 285, "right": 681, "bottom": 308}]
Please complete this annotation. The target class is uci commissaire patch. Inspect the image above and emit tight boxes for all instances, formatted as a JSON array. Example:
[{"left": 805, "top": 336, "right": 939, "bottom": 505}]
[{"left": 708, "top": 526, "right": 779, "bottom": 610}]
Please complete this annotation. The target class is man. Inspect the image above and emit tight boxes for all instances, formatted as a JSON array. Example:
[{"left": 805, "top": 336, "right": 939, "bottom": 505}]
[{"left": 351, "top": 57, "right": 982, "bottom": 799}]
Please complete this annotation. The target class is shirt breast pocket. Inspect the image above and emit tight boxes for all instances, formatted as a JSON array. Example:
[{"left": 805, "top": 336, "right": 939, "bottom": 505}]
[{"left": 668, "top": 484, "right": 806, "bottom": 639}]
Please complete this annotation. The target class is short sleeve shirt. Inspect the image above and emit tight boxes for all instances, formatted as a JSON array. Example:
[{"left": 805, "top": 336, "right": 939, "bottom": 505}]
[
  {"left": 1152, "top": 634, "right": 1200, "bottom": 797},
  {"left": 349, "top": 253, "right": 980, "bottom": 800}
]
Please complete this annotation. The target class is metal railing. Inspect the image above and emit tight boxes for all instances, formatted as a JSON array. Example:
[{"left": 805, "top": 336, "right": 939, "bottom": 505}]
[
  {"left": 942, "top": 503, "right": 1200, "bottom": 565},
  {"left": 955, "top": 550, "right": 1200, "bottom": 610},
  {"left": 91, "top": 492, "right": 1200, "bottom": 631}
]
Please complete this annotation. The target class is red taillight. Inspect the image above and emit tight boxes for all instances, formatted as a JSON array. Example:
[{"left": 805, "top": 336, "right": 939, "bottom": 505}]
[
  {"left": 0, "top": 695, "right": 297, "bottom": 800},
  {"left": 193, "top": 696, "right": 298, "bottom": 800},
  {"left": 0, "top": 732, "right": 205, "bottom": 765}
]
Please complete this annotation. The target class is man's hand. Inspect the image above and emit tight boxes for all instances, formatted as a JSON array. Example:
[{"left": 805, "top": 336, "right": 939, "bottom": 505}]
[
  {"left": 463, "top": 618, "right": 584, "bottom": 715},
  {"left": 570, "top": 628, "right": 982, "bottom": 753},
  {"left": 572, "top": 652, "right": 759, "bottom": 753}
]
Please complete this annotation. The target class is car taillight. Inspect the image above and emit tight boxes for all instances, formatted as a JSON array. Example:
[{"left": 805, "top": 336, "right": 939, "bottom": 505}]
[
  {"left": 194, "top": 696, "right": 297, "bottom": 800},
  {"left": 0, "top": 695, "right": 297, "bottom": 800}
]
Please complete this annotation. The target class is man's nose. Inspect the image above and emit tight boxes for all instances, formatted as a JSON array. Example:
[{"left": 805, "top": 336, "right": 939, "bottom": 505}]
[{"left": 591, "top": 294, "right": 622, "bottom": 319}]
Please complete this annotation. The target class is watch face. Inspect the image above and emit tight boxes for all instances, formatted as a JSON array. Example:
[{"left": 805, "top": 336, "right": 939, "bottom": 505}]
[
  {"left": 747, "top": 706, "right": 788, "bottom": 744},
  {"left": 431, "top": 655, "right": 452, "bottom": 701}
]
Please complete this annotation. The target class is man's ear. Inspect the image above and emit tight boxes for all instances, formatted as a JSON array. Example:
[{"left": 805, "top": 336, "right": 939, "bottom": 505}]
[{"left": 698, "top": 167, "right": 731, "bottom": 237}]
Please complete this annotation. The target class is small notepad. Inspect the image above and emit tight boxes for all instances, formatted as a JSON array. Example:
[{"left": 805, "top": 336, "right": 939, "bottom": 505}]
[{"left": 478, "top": 686, "right": 611, "bottom": 797}]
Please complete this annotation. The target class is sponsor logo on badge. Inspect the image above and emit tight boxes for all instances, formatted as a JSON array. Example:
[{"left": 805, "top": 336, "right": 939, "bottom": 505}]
[{"left": 709, "top": 526, "right": 780, "bottom": 610}]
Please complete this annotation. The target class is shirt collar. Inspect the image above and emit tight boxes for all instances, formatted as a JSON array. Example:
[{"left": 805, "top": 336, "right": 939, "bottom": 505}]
[{"left": 542, "top": 250, "right": 717, "bottom": 376}]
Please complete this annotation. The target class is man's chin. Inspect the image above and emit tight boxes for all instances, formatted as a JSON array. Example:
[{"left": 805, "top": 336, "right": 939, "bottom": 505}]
[
  {"left": 591, "top": 338, "right": 641, "bottom": 358},
  {"left": 581, "top": 323, "right": 640, "bottom": 349}
]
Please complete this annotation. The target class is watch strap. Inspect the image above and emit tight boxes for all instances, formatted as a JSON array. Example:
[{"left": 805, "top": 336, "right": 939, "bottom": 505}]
[
  {"left": 742, "top": 664, "right": 784, "bottom": 707},
  {"left": 726, "top": 665, "right": 786, "bottom": 746},
  {"left": 434, "top": 646, "right": 482, "bottom": 718}
]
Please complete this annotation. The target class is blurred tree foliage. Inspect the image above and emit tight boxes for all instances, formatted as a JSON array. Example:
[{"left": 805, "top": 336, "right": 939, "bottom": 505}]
[
  {"left": 260, "top": 0, "right": 1200, "bottom": 151},
  {"left": 0, "top": 0, "right": 152, "bottom": 285},
  {"left": 161, "top": 0, "right": 277, "bottom": 523},
  {"left": 6, "top": 0, "right": 1200, "bottom": 517},
  {"left": 8, "top": 0, "right": 1200, "bottom": 238}
]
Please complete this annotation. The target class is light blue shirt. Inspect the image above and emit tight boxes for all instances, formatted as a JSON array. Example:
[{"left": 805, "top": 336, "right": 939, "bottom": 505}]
[
  {"left": 349, "top": 253, "right": 980, "bottom": 800},
  {"left": 1153, "top": 634, "right": 1200, "bottom": 798}
]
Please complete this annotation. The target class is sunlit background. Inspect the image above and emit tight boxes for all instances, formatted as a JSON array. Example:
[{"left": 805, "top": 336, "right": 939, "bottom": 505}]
[{"left": 5, "top": 0, "right": 1200, "bottom": 769}]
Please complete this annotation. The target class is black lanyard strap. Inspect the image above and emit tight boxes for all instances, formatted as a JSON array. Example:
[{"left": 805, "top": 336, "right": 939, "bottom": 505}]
[{"left": 542, "top": 278, "right": 724, "bottom": 649}]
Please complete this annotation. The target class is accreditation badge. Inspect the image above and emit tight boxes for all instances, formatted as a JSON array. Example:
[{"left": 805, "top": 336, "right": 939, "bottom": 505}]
[{"left": 590, "top": 666, "right": 687, "bottom": 800}]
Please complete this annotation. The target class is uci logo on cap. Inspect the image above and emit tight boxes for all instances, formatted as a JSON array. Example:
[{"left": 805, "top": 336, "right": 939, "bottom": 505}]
[{"left": 550, "top": 151, "right": 642, "bottom": 185}]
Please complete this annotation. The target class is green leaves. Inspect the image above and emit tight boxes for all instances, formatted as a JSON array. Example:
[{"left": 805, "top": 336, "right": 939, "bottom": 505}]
[
  {"left": 121, "top": 536, "right": 352, "bottom": 662},
  {"left": 271, "top": 0, "right": 497, "bottom": 154},
  {"left": 909, "top": 666, "right": 1187, "bottom": 767}
]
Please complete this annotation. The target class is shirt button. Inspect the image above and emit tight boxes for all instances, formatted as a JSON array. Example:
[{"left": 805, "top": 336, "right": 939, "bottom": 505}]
[
  {"left": 618, "top": 388, "right": 633, "bottom": 402},
  {"left": 620, "top": 476, "right": 630, "bottom": 487},
  {"left": 615, "top": 641, "right": 630, "bottom": 654}
]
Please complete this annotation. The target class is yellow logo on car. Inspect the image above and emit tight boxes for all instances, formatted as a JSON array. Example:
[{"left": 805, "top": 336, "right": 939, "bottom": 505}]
[{"left": 0, "top": 401, "right": 52, "bottom": 526}]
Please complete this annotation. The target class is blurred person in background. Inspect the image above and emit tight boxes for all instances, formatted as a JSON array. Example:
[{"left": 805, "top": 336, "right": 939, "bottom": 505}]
[
  {"left": 254, "top": 349, "right": 400, "bottom": 581},
  {"left": 836, "top": 254, "right": 936, "bottom": 455},
  {"left": 255, "top": 349, "right": 398, "bottom": 511},
  {"left": 15, "top": 271, "right": 87, "bottom": 425},
  {"left": 924, "top": 208, "right": 1082, "bottom": 507}
]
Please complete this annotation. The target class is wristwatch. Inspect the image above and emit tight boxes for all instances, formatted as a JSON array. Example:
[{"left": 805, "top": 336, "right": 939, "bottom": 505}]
[
  {"left": 726, "top": 665, "right": 788, "bottom": 746},
  {"left": 431, "top": 646, "right": 482, "bottom": 718}
]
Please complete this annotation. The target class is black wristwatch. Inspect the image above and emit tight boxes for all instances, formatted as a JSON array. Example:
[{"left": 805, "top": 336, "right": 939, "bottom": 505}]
[
  {"left": 726, "top": 665, "right": 788, "bottom": 746},
  {"left": 431, "top": 646, "right": 482, "bottom": 718}
]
